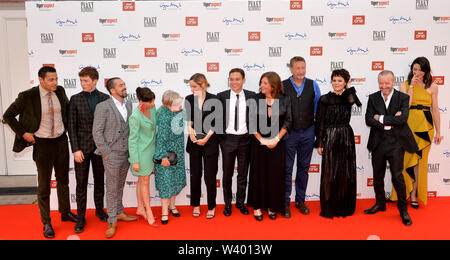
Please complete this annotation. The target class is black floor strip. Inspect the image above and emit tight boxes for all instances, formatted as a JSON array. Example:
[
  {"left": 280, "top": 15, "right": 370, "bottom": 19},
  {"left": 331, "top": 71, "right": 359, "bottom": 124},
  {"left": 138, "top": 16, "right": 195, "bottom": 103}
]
[{"left": 0, "top": 187, "right": 37, "bottom": 196}]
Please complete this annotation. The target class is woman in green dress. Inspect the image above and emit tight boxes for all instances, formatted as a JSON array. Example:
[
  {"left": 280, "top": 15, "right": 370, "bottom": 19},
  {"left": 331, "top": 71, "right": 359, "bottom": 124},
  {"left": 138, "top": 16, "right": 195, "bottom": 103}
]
[
  {"left": 154, "top": 90, "right": 186, "bottom": 225},
  {"left": 128, "top": 87, "right": 159, "bottom": 227}
]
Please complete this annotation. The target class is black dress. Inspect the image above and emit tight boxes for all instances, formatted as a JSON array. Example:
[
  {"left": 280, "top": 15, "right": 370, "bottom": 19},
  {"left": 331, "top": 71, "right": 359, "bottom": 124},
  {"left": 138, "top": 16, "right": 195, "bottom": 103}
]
[
  {"left": 248, "top": 93, "right": 292, "bottom": 213},
  {"left": 315, "top": 88, "right": 361, "bottom": 219}
]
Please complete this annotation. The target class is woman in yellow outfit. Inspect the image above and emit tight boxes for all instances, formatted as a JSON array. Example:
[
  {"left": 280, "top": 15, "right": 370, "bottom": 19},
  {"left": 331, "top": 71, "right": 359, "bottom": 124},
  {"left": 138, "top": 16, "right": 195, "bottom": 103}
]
[{"left": 391, "top": 57, "right": 443, "bottom": 208}]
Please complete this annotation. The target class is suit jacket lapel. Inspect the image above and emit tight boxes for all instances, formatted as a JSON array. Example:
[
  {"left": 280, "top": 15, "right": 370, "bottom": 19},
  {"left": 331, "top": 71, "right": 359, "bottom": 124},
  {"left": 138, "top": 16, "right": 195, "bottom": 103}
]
[
  {"left": 374, "top": 91, "right": 387, "bottom": 115},
  {"left": 31, "top": 87, "right": 42, "bottom": 124},
  {"left": 81, "top": 94, "right": 94, "bottom": 122},
  {"left": 108, "top": 98, "right": 126, "bottom": 127},
  {"left": 387, "top": 90, "right": 399, "bottom": 116}
]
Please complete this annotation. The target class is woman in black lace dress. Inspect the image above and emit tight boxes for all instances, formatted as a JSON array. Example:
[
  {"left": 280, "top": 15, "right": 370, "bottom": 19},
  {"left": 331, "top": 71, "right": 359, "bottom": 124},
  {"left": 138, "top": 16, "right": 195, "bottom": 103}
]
[{"left": 315, "top": 69, "right": 362, "bottom": 219}]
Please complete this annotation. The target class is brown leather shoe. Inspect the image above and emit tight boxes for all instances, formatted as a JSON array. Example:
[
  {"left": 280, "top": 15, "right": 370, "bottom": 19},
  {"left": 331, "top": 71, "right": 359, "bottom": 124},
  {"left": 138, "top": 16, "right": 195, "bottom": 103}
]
[
  {"left": 117, "top": 213, "right": 138, "bottom": 222},
  {"left": 105, "top": 223, "right": 117, "bottom": 239}
]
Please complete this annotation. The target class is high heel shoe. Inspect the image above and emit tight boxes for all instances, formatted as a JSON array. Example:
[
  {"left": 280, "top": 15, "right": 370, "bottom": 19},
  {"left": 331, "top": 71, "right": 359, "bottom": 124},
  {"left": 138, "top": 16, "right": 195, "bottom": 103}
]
[
  {"left": 169, "top": 207, "right": 181, "bottom": 217},
  {"left": 161, "top": 215, "right": 169, "bottom": 225},
  {"left": 136, "top": 209, "right": 147, "bottom": 220},
  {"left": 148, "top": 218, "right": 159, "bottom": 228},
  {"left": 254, "top": 209, "right": 263, "bottom": 221},
  {"left": 410, "top": 191, "right": 419, "bottom": 210}
]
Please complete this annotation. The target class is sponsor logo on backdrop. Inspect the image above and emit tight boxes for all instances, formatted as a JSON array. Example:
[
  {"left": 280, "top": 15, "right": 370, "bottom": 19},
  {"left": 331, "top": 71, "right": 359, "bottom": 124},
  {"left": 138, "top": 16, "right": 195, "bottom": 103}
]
[
  {"left": 371, "top": 1, "right": 390, "bottom": 8},
  {"left": 355, "top": 135, "right": 361, "bottom": 144},
  {"left": 269, "top": 47, "right": 282, "bottom": 57},
  {"left": 63, "top": 79, "right": 77, "bottom": 89},
  {"left": 222, "top": 17, "right": 245, "bottom": 26},
  {"left": 160, "top": 2, "right": 182, "bottom": 11},
  {"left": 356, "top": 165, "right": 365, "bottom": 174},
  {"left": 56, "top": 18, "right": 78, "bottom": 27},
  {"left": 311, "top": 16, "right": 324, "bottom": 26},
  {"left": 309, "top": 164, "right": 320, "bottom": 173},
  {"left": 145, "top": 48, "right": 157, "bottom": 57},
  {"left": 166, "top": 63, "right": 179, "bottom": 73},
  {"left": 327, "top": 1, "right": 350, "bottom": 9},
  {"left": 330, "top": 61, "right": 344, "bottom": 71},
  {"left": 162, "top": 33, "right": 181, "bottom": 41},
  {"left": 51, "top": 180, "right": 57, "bottom": 189},
  {"left": 428, "top": 191, "right": 437, "bottom": 198},
  {"left": 41, "top": 33, "right": 54, "bottom": 43},
  {"left": 207, "top": 32, "right": 220, "bottom": 42},
  {"left": 433, "top": 76, "right": 445, "bottom": 85},
  {"left": 36, "top": 3, "right": 55, "bottom": 11},
  {"left": 433, "top": 16, "right": 450, "bottom": 24},
  {"left": 121, "top": 64, "right": 140, "bottom": 72},
  {"left": 373, "top": 31, "right": 386, "bottom": 41},
  {"left": 352, "top": 106, "right": 363, "bottom": 116},
  {"left": 186, "top": 17, "right": 199, "bottom": 26},
  {"left": 351, "top": 78, "right": 366, "bottom": 86},
  {"left": 389, "top": 16, "right": 412, "bottom": 24},
  {"left": 347, "top": 47, "right": 369, "bottom": 55},
  {"left": 367, "top": 178, "right": 374, "bottom": 187},
  {"left": 28, "top": 49, "right": 35, "bottom": 57},
  {"left": 248, "top": 32, "right": 261, "bottom": 41},
  {"left": 390, "top": 47, "right": 409, "bottom": 55},
  {"left": 285, "top": 32, "right": 307, "bottom": 41},
  {"left": 315, "top": 77, "right": 328, "bottom": 87},
  {"left": 207, "top": 63, "right": 220, "bottom": 72},
  {"left": 126, "top": 93, "right": 139, "bottom": 104},
  {"left": 443, "top": 179, "right": 450, "bottom": 185},
  {"left": 225, "top": 48, "right": 244, "bottom": 56},
  {"left": 290, "top": 1, "right": 303, "bottom": 10},
  {"left": 428, "top": 163, "right": 440, "bottom": 173},
  {"left": 103, "top": 48, "right": 117, "bottom": 59},
  {"left": 243, "top": 63, "right": 265, "bottom": 71},
  {"left": 434, "top": 45, "right": 447, "bottom": 56},
  {"left": 81, "top": 2, "right": 94, "bottom": 12},
  {"left": 99, "top": 18, "right": 118, "bottom": 26},
  {"left": 144, "top": 17, "right": 157, "bottom": 27},
  {"left": 43, "top": 64, "right": 55, "bottom": 68},
  {"left": 266, "top": 17, "right": 285, "bottom": 25},
  {"left": 310, "top": 46, "right": 323, "bottom": 56},
  {"left": 395, "top": 76, "right": 406, "bottom": 86},
  {"left": 439, "top": 106, "right": 448, "bottom": 114},
  {"left": 416, "top": 0, "right": 429, "bottom": 10},
  {"left": 353, "top": 15, "right": 366, "bottom": 25},
  {"left": 329, "top": 32, "right": 347, "bottom": 40},
  {"left": 82, "top": 33, "right": 95, "bottom": 42},
  {"left": 372, "top": 61, "right": 385, "bottom": 71},
  {"left": 140, "top": 79, "right": 163, "bottom": 88},
  {"left": 414, "top": 30, "right": 427, "bottom": 40},
  {"left": 123, "top": 2, "right": 136, "bottom": 11},
  {"left": 203, "top": 2, "right": 222, "bottom": 10},
  {"left": 59, "top": 49, "right": 78, "bottom": 57},
  {"left": 181, "top": 48, "right": 204, "bottom": 57},
  {"left": 119, "top": 33, "right": 141, "bottom": 42},
  {"left": 248, "top": 1, "right": 262, "bottom": 11},
  {"left": 216, "top": 180, "right": 221, "bottom": 188}
]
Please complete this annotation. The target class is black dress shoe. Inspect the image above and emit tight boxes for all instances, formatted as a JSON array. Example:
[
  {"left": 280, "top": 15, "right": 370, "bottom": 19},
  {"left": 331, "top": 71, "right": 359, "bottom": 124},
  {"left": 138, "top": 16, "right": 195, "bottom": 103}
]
[
  {"left": 43, "top": 224, "right": 55, "bottom": 239},
  {"left": 223, "top": 205, "right": 232, "bottom": 217},
  {"left": 283, "top": 206, "right": 291, "bottom": 218},
  {"left": 295, "top": 202, "right": 310, "bottom": 215},
  {"left": 96, "top": 210, "right": 109, "bottom": 222},
  {"left": 254, "top": 214, "right": 263, "bottom": 221},
  {"left": 169, "top": 207, "right": 181, "bottom": 217},
  {"left": 400, "top": 211, "right": 413, "bottom": 226},
  {"left": 74, "top": 218, "right": 86, "bottom": 234},
  {"left": 364, "top": 204, "right": 386, "bottom": 215},
  {"left": 268, "top": 212, "right": 277, "bottom": 220},
  {"left": 236, "top": 204, "right": 249, "bottom": 215},
  {"left": 61, "top": 212, "right": 78, "bottom": 223}
]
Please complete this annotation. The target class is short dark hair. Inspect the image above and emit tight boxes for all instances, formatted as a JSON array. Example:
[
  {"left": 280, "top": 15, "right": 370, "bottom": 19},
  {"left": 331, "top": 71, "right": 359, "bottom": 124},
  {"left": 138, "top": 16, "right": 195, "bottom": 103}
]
[
  {"left": 106, "top": 77, "right": 120, "bottom": 94},
  {"left": 79, "top": 66, "right": 99, "bottom": 81},
  {"left": 331, "top": 69, "right": 351, "bottom": 84},
  {"left": 289, "top": 56, "right": 306, "bottom": 67},
  {"left": 229, "top": 68, "right": 245, "bottom": 79},
  {"left": 38, "top": 66, "right": 57, "bottom": 79},
  {"left": 136, "top": 87, "right": 155, "bottom": 102}
]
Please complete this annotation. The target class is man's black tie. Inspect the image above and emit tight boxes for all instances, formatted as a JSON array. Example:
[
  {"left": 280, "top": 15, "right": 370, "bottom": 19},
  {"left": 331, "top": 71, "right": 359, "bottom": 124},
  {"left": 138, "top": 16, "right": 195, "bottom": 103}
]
[{"left": 234, "top": 94, "right": 240, "bottom": 131}]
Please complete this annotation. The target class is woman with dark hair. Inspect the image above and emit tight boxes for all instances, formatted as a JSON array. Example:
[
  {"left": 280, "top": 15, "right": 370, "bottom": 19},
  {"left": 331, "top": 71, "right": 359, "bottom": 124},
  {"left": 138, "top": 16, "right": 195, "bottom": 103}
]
[
  {"left": 128, "top": 87, "right": 159, "bottom": 227},
  {"left": 248, "top": 72, "right": 292, "bottom": 221},
  {"left": 315, "top": 69, "right": 362, "bottom": 219},
  {"left": 390, "top": 57, "right": 443, "bottom": 208},
  {"left": 185, "top": 73, "right": 221, "bottom": 219}
]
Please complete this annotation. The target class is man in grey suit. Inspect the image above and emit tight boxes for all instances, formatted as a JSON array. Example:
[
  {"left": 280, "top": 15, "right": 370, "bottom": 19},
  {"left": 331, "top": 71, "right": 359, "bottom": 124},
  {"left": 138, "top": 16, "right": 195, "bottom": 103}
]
[{"left": 92, "top": 77, "right": 137, "bottom": 238}]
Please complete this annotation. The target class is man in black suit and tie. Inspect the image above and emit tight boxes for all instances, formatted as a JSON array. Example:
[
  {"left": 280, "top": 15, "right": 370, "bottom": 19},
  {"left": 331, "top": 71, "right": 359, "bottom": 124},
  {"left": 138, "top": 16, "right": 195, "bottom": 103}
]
[
  {"left": 365, "top": 70, "right": 418, "bottom": 226},
  {"left": 2, "top": 66, "right": 78, "bottom": 238},
  {"left": 217, "top": 68, "right": 256, "bottom": 216},
  {"left": 68, "top": 67, "right": 110, "bottom": 233}
]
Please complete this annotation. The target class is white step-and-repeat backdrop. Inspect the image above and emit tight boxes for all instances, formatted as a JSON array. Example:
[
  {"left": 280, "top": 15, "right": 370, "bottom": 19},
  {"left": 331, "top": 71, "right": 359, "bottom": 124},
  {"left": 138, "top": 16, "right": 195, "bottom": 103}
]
[{"left": 25, "top": 0, "right": 449, "bottom": 210}]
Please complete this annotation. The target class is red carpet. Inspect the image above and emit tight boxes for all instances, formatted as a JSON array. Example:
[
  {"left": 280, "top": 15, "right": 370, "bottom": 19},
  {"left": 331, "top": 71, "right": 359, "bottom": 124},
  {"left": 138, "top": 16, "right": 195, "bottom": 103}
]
[{"left": 1, "top": 198, "right": 449, "bottom": 240}]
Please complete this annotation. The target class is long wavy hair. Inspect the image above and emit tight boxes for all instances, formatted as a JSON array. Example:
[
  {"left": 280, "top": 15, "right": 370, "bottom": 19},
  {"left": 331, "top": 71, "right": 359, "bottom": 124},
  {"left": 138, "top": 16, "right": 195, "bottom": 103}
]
[{"left": 407, "top": 57, "right": 433, "bottom": 89}]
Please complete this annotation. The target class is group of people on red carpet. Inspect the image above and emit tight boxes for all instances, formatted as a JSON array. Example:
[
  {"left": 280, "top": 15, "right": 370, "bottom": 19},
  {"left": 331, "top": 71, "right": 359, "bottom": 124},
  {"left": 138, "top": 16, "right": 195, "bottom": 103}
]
[{"left": 2, "top": 56, "right": 442, "bottom": 239}]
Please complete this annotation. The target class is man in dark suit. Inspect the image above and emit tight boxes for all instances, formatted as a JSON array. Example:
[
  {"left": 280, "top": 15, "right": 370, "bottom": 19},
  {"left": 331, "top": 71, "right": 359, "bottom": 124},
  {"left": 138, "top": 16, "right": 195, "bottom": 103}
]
[
  {"left": 217, "top": 68, "right": 256, "bottom": 216},
  {"left": 2, "top": 66, "right": 78, "bottom": 238},
  {"left": 365, "top": 70, "right": 418, "bottom": 226},
  {"left": 68, "top": 67, "right": 110, "bottom": 233}
]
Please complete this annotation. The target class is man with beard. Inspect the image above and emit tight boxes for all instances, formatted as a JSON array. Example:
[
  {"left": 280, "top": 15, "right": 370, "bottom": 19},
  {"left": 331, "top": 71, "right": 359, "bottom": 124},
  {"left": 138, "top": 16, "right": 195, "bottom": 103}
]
[{"left": 92, "top": 77, "right": 136, "bottom": 238}]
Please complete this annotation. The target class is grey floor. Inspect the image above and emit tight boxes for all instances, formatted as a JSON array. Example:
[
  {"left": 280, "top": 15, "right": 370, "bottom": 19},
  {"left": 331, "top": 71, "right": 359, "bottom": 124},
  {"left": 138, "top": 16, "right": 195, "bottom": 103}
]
[{"left": 0, "top": 176, "right": 37, "bottom": 205}]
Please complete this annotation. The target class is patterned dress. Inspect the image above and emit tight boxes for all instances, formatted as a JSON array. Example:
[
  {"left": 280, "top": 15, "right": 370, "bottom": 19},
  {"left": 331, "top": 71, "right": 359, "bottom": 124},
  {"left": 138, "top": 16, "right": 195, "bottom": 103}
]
[{"left": 154, "top": 106, "right": 186, "bottom": 199}]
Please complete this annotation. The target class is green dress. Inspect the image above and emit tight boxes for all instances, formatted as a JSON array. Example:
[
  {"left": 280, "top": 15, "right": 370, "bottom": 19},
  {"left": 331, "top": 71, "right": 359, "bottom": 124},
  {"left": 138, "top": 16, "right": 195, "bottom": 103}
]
[
  {"left": 128, "top": 107, "right": 158, "bottom": 176},
  {"left": 154, "top": 107, "right": 186, "bottom": 199}
]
